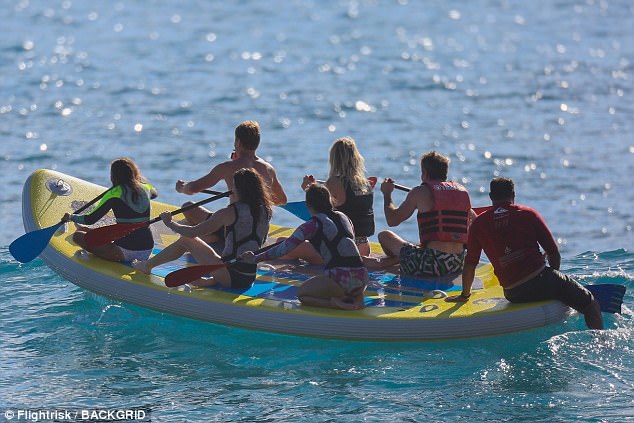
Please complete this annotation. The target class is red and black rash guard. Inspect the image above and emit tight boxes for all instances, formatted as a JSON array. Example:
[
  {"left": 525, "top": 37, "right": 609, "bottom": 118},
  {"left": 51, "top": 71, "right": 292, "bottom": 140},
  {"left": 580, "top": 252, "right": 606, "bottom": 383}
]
[
  {"left": 464, "top": 202, "right": 559, "bottom": 287},
  {"left": 71, "top": 184, "right": 155, "bottom": 251},
  {"left": 417, "top": 180, "right": 472, "bottom": 244}
]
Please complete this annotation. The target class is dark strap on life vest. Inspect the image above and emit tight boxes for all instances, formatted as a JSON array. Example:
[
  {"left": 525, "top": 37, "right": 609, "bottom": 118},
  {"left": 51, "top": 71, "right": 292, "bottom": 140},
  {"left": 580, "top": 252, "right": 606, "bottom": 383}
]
[{"left": 308, "top": 212, "right": 363, "bottom": 269}]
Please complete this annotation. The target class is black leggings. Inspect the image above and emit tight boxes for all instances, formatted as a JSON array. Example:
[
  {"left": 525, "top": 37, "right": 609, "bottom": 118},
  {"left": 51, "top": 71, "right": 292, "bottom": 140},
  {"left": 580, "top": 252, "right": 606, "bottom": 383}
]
[{"left": 504, "top": 267, "right": 593, "bottom": 312}]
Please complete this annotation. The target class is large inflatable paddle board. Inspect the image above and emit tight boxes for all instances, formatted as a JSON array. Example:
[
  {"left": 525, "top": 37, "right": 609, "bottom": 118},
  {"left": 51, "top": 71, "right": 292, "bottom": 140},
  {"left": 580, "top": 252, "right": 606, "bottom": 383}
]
[{"left": 19, "top": 169, "right": 570, "bottom": 341}]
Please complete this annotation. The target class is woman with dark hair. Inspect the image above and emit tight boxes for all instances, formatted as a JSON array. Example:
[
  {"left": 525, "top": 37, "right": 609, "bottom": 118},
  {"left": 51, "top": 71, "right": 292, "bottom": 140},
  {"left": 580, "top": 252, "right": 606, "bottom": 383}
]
[
  {"left": 62, "top": 157, "right": 157, "bottom": 262},
  {"left": 133, "top": 168, "right": 272, "bottom": 289},
  {"left": 242, "top": 184, "right": 368, "bottom": 310}
]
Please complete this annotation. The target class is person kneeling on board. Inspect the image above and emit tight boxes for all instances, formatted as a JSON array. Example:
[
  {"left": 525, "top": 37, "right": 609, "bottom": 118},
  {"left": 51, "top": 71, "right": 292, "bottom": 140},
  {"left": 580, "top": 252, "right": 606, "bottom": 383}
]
[{"left": 241, "top": 184, "right": 368, "bottom": 310}]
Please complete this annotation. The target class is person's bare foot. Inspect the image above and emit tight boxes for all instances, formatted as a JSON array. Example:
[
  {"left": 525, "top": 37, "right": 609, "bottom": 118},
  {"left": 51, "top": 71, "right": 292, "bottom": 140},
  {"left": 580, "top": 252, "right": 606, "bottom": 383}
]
[
  {"left": 190, "top": 277, "right": 217, "bottom": 287},
  {"left": 331, "top": 297, "right": 363, "bottom": 310},
  {"left": 131, "top": 260, "right": 152, "bottom": 274}
]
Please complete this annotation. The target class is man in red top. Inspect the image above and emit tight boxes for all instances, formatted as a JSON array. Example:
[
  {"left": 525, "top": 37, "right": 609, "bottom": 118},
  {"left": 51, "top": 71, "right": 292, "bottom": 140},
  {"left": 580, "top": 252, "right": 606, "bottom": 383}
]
[{"left": 446, "top": 177, "right": 603, "bottom": 329}]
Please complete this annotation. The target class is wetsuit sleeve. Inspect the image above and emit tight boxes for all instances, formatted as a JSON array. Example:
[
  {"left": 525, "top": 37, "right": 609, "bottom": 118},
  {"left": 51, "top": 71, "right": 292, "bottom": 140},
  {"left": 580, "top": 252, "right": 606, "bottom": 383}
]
[
  {"left": 464, "top": 218, "right": 483, "bottom": 266},
  {"left": 70, "top": 198, "right": 117, "bottom": 225},
  {"left": 255, "top": 219, "right": 319, "bottom": 261},
  {"left": 531, "top": 210, "right": 558, "bottom": 256}
]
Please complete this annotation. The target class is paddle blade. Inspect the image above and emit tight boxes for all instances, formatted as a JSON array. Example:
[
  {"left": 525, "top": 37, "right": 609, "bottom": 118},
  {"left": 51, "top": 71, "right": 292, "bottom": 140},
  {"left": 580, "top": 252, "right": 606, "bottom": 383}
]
[
  {"left": 164, "top": 263, "right": 228, "bottom": 288},
  {"left": 586, "top": 284, "right": 626, "bottom": 314},
  {"left": 280, "top": 201, "right": 312, "bottom": 221},
  {"left": 10, "top": 222, "right": 64, "bottom": 263},
  {"left": 84, "top": 222, "right": 148, "bottom": 247}
]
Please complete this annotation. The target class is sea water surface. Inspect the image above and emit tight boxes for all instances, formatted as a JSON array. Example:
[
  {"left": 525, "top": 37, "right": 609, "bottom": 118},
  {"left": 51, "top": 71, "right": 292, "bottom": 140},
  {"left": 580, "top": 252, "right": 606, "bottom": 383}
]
[{"left": 1, "top": 1, "right": 633, "bottom": 421}]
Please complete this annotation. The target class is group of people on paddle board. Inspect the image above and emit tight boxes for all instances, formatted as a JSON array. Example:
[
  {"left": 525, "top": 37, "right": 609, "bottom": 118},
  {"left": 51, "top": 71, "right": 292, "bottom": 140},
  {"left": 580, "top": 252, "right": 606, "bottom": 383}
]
[{"left": 64, "top": 119, "right": 603, "bottom": 327}]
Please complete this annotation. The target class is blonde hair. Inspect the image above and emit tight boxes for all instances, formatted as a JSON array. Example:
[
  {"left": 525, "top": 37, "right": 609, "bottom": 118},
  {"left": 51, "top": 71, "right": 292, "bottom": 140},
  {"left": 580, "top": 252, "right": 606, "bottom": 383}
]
[{"left": 328, "top": 137, "right": 368, "bottom": 193}]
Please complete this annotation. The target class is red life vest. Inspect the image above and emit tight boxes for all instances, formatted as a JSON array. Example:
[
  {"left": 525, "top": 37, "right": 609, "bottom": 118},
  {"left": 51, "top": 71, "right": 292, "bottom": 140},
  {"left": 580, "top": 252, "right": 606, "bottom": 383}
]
[{"left": 417, "top": 180, "right": 471, "bottom": 244}]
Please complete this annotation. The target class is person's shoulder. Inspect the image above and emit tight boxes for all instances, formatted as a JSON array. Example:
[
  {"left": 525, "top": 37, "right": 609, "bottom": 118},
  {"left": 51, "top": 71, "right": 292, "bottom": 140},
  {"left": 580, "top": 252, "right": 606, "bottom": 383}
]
[{"left": 513, "top": 203, "right": 539, "bottom": 215}]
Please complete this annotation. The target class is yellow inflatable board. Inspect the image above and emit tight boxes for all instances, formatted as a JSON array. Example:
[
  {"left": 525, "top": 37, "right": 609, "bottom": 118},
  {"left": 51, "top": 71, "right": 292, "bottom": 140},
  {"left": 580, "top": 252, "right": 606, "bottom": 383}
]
[{"left": 20, "top": 169, "right": 570, "bottom": 341}]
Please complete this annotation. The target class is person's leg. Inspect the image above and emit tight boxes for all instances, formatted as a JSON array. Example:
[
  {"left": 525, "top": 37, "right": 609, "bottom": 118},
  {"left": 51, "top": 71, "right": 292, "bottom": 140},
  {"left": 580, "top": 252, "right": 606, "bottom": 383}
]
[
  {"left": 191, "top": 268, "right": 232, "bottom": 288},
  {"left": 274, "top": 237, "right": 323, "bottom": 265},
  {"left": 581, "top": 299, "right": 603, "bottom": 330},
  {"left": 297, "top": 275, "right": 345, "bottom": 308},
  {"left": 357, "top": 241, "right": 370, "bottom": 257},
  {"left": 73, "top": 231, "right": 125, "bottom": 262},
  {"left": 180, "top": 203, "right": 212, "bottom": 226},
  {"left": 331, "top": 292, "right": 365, "bottom": 310},
  {"left": 132, "top": 237, "right": 189, "bottom": 273},
  {"left": 377, "top": 231, "right": 408, "bottom": 257},
  {"left": 180, "top": 203, "right": 223, "bottom": 244},
  {"left": 505, "top": 268, "right": 604, "bottom": 330}
]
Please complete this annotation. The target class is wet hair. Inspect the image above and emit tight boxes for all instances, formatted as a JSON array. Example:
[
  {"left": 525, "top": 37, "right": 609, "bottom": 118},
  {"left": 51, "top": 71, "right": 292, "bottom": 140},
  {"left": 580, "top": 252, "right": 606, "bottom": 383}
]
[
  {"left": 235, "top": 120, "right": 260, "bottom": 150},
  {"left": 489, "top": 177, "right": 515, "bottom": 202},
  {"left": 233, "top": 168, "right": 272, "bottom": 221},
  {"left": 328, "top": 136, "right": 369, "bottom": 193},
  {"left": 305, "top": 184, "right": 334, "bottom": 214},
  {"left": 110, "top": 157, "right": 145, "bottom": 202},
  {"left": 421, "top": 151, "right": 450, "bottom": 180}
]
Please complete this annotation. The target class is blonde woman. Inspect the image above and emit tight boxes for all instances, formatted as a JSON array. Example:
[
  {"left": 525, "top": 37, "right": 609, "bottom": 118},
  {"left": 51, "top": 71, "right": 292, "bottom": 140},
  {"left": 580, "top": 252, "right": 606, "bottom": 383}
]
[{"left": 302, "top": 136, "right": 375, "bottom": 256}]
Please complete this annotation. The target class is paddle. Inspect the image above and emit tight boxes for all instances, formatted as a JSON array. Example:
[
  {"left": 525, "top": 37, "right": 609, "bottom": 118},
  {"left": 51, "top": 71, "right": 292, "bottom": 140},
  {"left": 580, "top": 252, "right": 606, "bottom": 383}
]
[
  {"left": 270, "top": 176, "right": 380, "bottom": 222},
  {"left": 164, "top": 241, "right": 283, "bottom": 288},
  {"left": 386, "top": 182, "right": 490, "bottom": 215},
  {"left": 586, "top": 284, "right": 626, "bottom": 314},
  {"left": 84, "top": 191, "right": 232, "bottom": 247},
  {"left": 10, "top": 188, "right": 111, "bottom": 263}
]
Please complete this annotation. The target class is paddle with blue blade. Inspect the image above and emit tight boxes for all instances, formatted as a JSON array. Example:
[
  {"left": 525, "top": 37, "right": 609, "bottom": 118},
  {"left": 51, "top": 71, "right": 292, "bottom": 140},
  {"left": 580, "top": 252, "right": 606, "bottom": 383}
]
[
  {"left": 10, "top": 188, "right": 111, "bottom": 263},
  {"left": 256, "top": 176, "right": 380, "bottom": 222},
  {"left": 84, "top": 191, "right": 232, "bottom": 248},
  {"left": 586, "top": 284, "right": 626, "bottom": 314},
  {"left": 201, "top": 189, "right": 314, "bottom": 221},
  {"left": 164, "top": 241, "right": 283, "bottom": 288}
]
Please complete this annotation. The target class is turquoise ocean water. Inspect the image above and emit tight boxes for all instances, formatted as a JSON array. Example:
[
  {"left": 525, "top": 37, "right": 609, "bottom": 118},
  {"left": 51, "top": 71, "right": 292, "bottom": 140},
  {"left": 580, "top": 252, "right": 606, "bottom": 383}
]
[{"left": 1, "top": 1, "right": 633, "bottom": 421}]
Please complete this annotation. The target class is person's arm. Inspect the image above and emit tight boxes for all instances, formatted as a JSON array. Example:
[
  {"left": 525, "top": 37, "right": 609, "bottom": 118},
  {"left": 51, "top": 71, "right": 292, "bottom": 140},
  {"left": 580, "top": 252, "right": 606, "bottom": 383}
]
[
  {"left": 533, "top": 211, "right": 560, "bottom": 270},
  {"left": 161, "top": 206, "right": 232, "bottom": 238},
  {"left": 446, "top": 222, "right": 482, "bottom": 302},
  {"left": 255, "top": 220, "right": 318, "bottom": 261},
  {"left": 325, "top": 177, "right": 346, "bottom": 207},
  {"left": 269, "top": 168, "right": 288, "bottom": 205},
  {"left": 68, "top": 198, "right": 116, "bottom": 225},
  {"left": 382, "top": 179, "right": 417, "bottom": 227},
  {"left": 176, "top": 162, "right": 227, "bottom": 195}
]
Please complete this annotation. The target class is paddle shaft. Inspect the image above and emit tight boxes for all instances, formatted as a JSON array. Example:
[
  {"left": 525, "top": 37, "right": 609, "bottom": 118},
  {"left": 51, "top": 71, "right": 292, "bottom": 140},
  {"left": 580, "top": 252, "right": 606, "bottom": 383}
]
[{"left": 149, "top": 190, "right": 232, "bottom": 224}]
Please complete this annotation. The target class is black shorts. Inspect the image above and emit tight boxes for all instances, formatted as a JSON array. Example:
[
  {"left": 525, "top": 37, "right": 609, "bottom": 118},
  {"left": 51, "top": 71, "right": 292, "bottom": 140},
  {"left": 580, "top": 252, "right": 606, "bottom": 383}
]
[
  {"left": 503, "top": 267, "right": 593, "bottom": 312},
  {"left": 227, "top": 261, "right": 257, "bottom": 289}
]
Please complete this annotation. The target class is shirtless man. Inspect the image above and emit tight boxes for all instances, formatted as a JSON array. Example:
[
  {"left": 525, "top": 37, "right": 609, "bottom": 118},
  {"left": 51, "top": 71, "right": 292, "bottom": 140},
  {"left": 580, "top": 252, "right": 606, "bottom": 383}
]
[
  {"left": 176, "top": 120, "right": 287, "bottom": 242},
  {"left": 368, "top": 151, "right": 474, "bottom": 277}
]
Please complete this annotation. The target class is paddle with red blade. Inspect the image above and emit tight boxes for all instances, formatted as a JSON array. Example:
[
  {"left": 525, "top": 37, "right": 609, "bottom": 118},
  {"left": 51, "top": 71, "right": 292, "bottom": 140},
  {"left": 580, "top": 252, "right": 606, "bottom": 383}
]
[
  {"left": 85, "top": 191, "right": 232, "bottom": 247},
  {"left": 10, "top": 188, "right": 111, "bottom": 263},
  {"left": 164, "top": 241, "right": 283, "bottom": 288}
]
